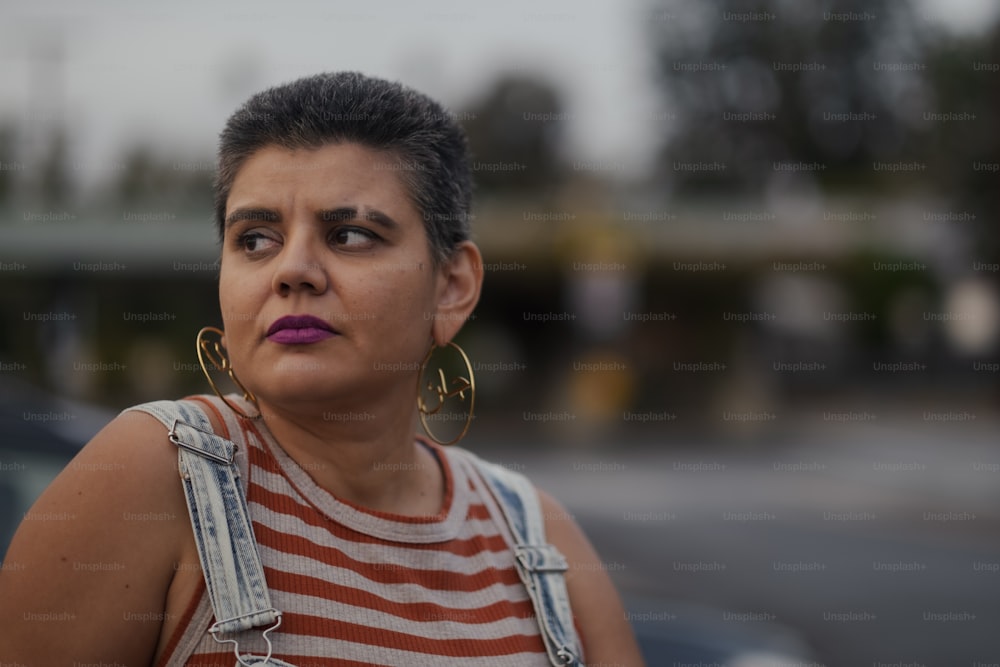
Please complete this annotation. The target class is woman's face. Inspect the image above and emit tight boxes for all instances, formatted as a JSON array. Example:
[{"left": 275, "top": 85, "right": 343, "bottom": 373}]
[{"left": 218, "top": 142, "right": 462, "bottom": 411}]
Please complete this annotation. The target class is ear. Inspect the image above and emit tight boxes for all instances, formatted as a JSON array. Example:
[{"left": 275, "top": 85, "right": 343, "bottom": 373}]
[{"left": 432, "top": 241, "right": 484, "bottom": 345}]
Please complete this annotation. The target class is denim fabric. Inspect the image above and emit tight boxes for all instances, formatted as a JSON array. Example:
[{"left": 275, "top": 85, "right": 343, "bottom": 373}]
[
  {"left": 469, "top": 455, "right": 585, "bottom": 666},
  {"left": 131, "top": 401, "right": 283, "bottom": 667}
]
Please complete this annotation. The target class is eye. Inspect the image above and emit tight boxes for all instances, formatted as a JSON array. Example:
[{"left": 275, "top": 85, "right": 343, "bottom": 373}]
[
  {"left": 332, "top": 226, "right": 379, "bottom": 250},
  {"left": 236, "top": 231, "right": 280, "bottom": 257}
]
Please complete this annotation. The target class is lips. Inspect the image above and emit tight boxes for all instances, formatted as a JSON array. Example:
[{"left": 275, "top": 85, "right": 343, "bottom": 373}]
[{"left": 266, "top": 315, "right": 338, "bottom": 345}]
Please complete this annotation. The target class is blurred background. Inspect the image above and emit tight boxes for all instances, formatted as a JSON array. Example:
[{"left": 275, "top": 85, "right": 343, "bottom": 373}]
[{"left": 1, "top": 0, "right": 999, "bottom": 665}]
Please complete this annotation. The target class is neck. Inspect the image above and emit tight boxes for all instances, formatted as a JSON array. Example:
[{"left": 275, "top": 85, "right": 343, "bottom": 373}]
[{"left": 250, "top": 388, "right": 443, "bottom": 516}]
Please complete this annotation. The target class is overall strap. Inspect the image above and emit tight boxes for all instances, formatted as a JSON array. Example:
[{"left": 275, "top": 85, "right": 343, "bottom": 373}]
[
  {"left": 126, "top": 400, "right": 284, "bottom": 667},
  {"left": 470, "top": 456, "right": 585, "bottom": 666}
]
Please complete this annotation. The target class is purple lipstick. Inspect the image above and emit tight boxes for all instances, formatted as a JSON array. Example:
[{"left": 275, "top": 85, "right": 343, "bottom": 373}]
[{"left": 266, "top": 315, "right": 337, "bottom": 345}]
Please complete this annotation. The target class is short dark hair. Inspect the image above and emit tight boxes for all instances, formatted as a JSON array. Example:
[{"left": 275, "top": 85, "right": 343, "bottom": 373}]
[{"left": 214, "top": 72, "right": 472, "bottom": 263}]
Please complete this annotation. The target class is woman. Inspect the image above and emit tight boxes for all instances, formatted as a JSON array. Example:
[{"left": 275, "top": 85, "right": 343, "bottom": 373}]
[{"left": 0, "top": 72, "right": 644, "bottom": 666}]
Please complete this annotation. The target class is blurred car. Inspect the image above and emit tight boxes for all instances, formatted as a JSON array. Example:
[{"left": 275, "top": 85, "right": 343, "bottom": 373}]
[
  {"left": 0, "top": 378, "right": 112, "bottom": 553},
  {"left": 627, "top": 595, "right": 822, "bottom": 666}
]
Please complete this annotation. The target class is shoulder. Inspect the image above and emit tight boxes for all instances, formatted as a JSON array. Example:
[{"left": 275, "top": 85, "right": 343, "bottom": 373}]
[
  {"left": 37, "top": 399, "right": 190, "bottom": 513},
  {"left": 444, "top": 447, "right": 644, "bottom": 663},
  {"left": 536, "top": 487, "right": 646, "bottom": 665},
  {"left": 0, "top": 400, "right": 198, "bottom": 664}
]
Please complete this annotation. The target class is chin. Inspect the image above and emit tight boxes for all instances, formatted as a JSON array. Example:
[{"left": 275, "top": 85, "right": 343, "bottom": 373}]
[{"left": 255, "top": 371, "right": 366, "bottom": 409}]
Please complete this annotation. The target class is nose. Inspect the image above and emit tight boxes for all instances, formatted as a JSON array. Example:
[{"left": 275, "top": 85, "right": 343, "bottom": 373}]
[{"left": 271, "top": 226, "right": 329, "bottom": 296}]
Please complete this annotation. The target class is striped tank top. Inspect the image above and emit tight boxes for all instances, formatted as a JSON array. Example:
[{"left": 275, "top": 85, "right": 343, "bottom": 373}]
[{"left": 152, "top": 395, "right": 553, "bottom": 667}]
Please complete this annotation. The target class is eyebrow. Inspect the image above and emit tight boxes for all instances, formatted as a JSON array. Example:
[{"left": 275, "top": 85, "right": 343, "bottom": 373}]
[
  {"left": 225, "top": 207, "right": 280, "bottom": 228},
  {"left": 319, "top": 207, "right": 399, "bottom": 232},
  {"left": 224, "top": 206, "right": 400, "bottom": 231}
]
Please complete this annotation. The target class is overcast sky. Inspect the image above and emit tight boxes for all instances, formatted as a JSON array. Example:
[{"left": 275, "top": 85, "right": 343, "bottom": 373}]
[
  {"left": 1, "top": 0, "right": 996, "bottom": 189},
  {"left": 1, "top": 0, "right": 658, "bottom": 185}
]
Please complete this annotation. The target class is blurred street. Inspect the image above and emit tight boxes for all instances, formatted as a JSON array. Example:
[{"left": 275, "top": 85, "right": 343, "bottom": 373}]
[{"left": 478, "top": 409, "right": 1000, "bottom": 667}]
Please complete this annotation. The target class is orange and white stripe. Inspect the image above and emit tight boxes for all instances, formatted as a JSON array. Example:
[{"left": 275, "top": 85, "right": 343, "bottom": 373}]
[{"left": 155, "top": 395, "right": 549, "bottom": 667}]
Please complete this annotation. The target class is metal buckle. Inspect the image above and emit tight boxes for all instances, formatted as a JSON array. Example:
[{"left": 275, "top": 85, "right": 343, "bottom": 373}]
[
  {"left": 210, "top": 609, "right": 282, "bottom": 667},
  {"left": 168, "top": 418, "right": 235, "bottom": 465},
  {"left": 556, "top": 647, "right": 576, "bottom": 664},
  {"left": 516, "top": 545, "right": 569, "bottom": 573}
]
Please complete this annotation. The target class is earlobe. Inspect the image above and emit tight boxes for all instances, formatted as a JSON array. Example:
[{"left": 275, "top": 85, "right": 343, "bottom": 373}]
[{"left": 432, "top": 241, "right": 484, "bottom": 345}]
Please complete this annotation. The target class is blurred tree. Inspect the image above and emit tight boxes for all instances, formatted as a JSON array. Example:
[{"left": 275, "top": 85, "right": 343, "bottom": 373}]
[
  {"left": 460, "top": 74, "right": 568, "bottom": 195},
  {"left": 0, "top": 125, "right": 15, "bottom": 206},
  {"left": 647, "top": 0, "right": 999, "bottom": 280},
  {"left": 646, "top": 0, "right": 931, "bottom": 193},
  {"left": 115, "top": 145, "right": 213, "bottom": 210},
  {"left": 921, "top": 21, "right": 1000, "bottom": 259},
  {"left": 37, "top": 128, "right": 72, "bottom": 205},
  {"left": 117, "top": 145, "right": 158, "bottom": 204}
]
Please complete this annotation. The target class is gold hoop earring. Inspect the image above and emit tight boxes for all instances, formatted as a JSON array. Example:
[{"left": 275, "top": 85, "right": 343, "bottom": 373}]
[
  {"left": 417, "top": 341, "right": 476, "bottom": 446},
  {"left": 196, "top": 326, "right": 260, "bottom": 420}
]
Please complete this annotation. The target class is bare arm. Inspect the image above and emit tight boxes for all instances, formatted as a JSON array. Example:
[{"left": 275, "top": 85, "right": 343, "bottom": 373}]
[
  {"left": 541, "top": 490, "right": 646, "bottom": 667},
  {"left": 0, "top": 410, "right": 191, "bottom": 666}
]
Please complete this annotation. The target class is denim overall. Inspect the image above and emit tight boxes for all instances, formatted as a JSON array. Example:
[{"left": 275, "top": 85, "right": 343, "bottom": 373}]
[{"left": 133, "top": 400, "right": 584, "bottom": 666}]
